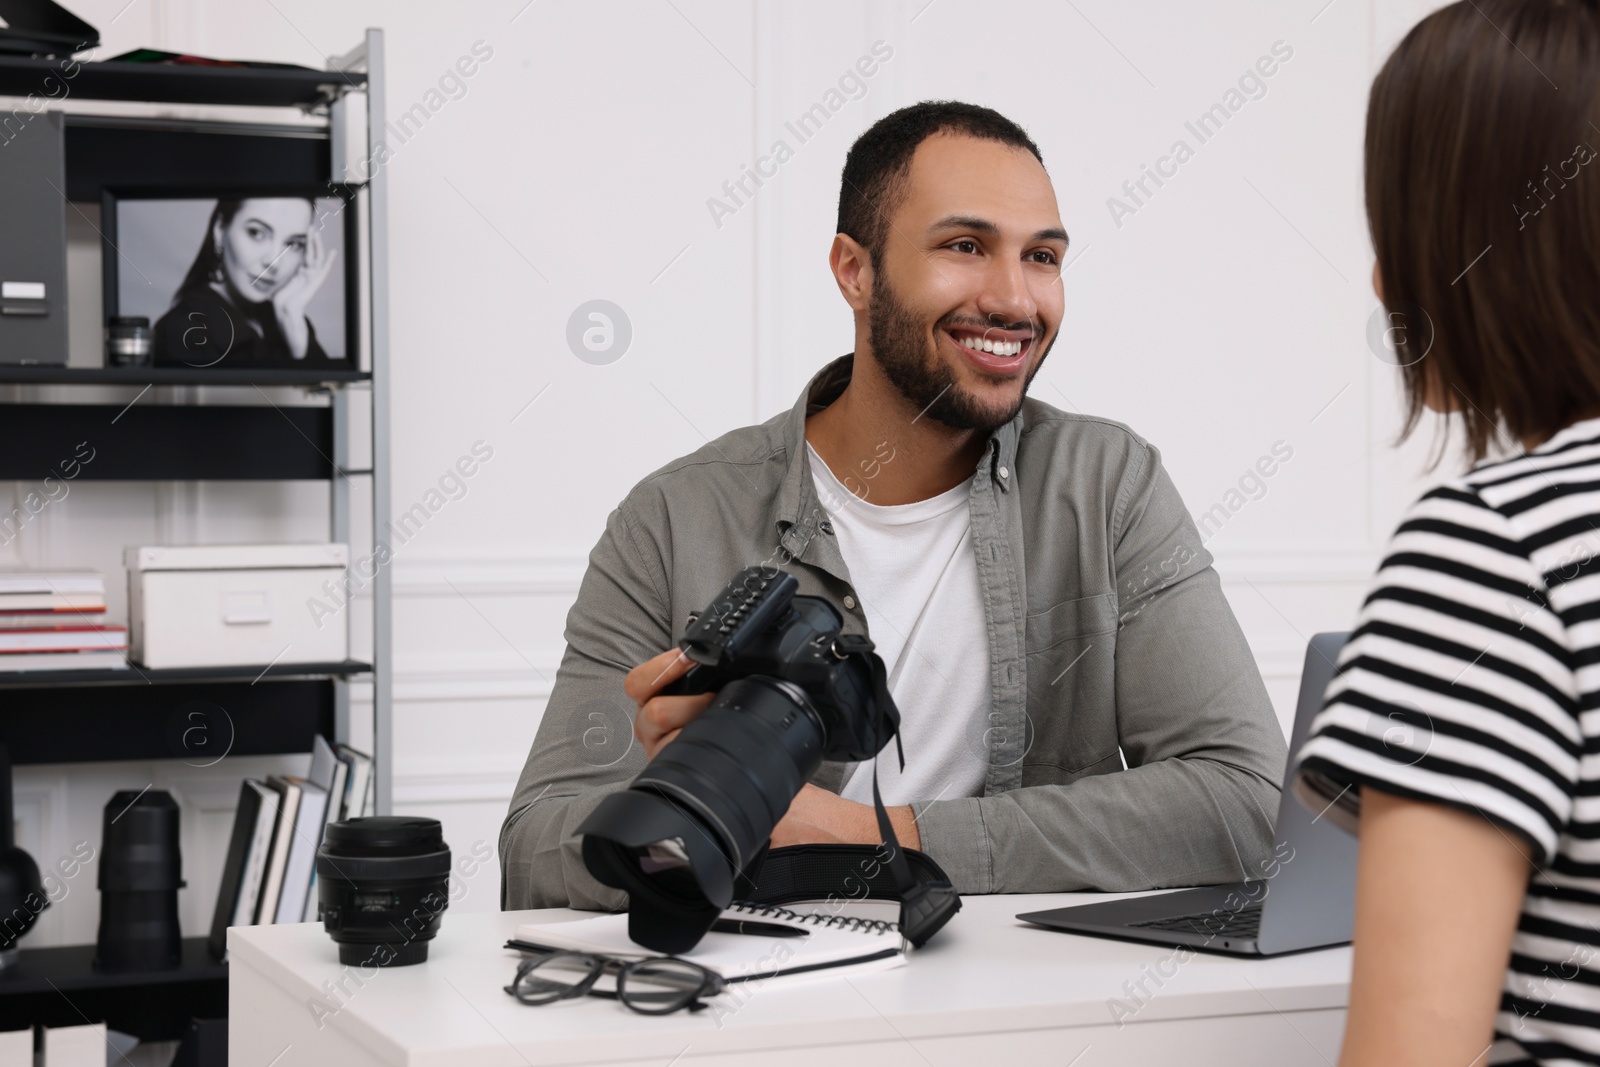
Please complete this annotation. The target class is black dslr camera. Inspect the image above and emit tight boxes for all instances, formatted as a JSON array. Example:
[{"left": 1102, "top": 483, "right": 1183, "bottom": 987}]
[{"left": 577, "top": 565, "right": 957, "bottom": 954}]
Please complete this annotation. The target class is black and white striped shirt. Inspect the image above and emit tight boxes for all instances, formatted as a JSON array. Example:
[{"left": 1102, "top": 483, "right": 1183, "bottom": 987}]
[{"left": 1295, "top": 416, "right": 1600, "bottom": 1066}]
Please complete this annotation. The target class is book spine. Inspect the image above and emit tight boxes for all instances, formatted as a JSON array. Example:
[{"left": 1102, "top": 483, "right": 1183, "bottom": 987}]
[{"left": 208, "top": 780, "right": 261, "bottom": 959}]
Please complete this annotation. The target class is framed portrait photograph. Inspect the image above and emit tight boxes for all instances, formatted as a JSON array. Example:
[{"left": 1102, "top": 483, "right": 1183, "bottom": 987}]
[{"left": 102, "top": 188, "right": 359, "bottom": 369}]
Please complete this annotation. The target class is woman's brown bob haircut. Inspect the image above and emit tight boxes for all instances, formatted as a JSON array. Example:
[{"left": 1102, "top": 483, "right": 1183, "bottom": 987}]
[{"left": 1369, "top": 0, "right": 1600, "bottom": 462}]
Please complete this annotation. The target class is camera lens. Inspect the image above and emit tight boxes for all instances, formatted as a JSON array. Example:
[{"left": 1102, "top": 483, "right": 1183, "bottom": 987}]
[
  {"left": 0, "top": 744, "right": 46, "bottom": 966},
  {"left": 96, "top": 790, "right": 184, "bottom": 972},
  {"left": 579, "top": 676, "right": 825, "bottom": 954},
  {"left": 316, "top": 816, "right": 450, "bottom": 967},
  {"left": 105, "top": 316, "right": 152, "bottom": 367}
]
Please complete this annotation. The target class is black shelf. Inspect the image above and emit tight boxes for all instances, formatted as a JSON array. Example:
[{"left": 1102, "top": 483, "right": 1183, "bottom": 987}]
[
  {"left": 0, "top": 659, "right": 370, "bottom": 688},
  {"left": 63, "top": 114, "right": 335, "bottom": 201},
  {"left": 0, "top": 365, "right": 369, "bottom": 386},
  {"left": 0, "top": 402, "right": 338, "bottom": 480},
  {"left": 0, "top": 54, "right": 362, "bottom": 107},
  {"left": 0, "top": 675, "right": 342, "bottom": 764},
  {"left": 0, "top": 937, "right": 226, "bottom": 1039}
]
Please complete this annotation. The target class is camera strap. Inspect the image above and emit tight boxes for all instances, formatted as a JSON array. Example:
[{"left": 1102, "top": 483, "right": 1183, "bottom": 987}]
[{"left": 830, "top": 633, "right": 962, "bottom": 948}]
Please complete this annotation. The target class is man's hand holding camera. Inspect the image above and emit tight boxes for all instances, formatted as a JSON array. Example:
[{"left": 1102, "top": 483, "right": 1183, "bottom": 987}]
[
  {"left": 624, "top": 648, "right": 921, "bottom": 850},
  {"left": 625, "top": 649, "right": 711, "bottom": 762}
]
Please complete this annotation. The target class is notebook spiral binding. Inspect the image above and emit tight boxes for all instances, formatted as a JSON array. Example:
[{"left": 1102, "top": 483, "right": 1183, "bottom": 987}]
[{"left": 727, "top": 901, "right": 898, "bottom": 935}]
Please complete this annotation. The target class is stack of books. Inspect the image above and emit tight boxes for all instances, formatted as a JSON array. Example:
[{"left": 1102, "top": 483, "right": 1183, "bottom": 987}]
[
  {"left": 208, "top": 737, "right": 376, "bottom": 959},
  {"left": 0, "top": 572, "right": 126, "bottom": 671}
]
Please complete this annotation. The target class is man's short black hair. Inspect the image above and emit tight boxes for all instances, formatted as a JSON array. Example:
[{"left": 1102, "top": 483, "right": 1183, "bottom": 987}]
[{"left": 836, "top": 100, "right": 1045, "bottom": 269}]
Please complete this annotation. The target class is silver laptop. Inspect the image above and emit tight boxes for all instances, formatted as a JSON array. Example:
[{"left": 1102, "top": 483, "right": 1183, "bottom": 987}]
[{"left": 1017, "top": 632, "right": 1356, "bottom": 957}]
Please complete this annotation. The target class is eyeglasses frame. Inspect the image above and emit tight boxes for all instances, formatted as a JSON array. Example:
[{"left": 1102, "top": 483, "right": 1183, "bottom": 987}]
[{"left": 504, "top": 948, "right": 727, "bottom": 1016}]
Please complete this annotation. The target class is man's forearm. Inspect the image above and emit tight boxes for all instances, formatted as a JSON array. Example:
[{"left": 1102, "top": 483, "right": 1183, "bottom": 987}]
[
  {"left": 914, "top": 756, "right": 1280, "bottom": 894},
  {"left": 500, "top": 786, "right": 631, "bottom": 911},
  {"left": 770, "top": 783, "right": 921, "bottom": 850},
  {"left": 890, "top": 803, "right": 921, "bottom": 850}
]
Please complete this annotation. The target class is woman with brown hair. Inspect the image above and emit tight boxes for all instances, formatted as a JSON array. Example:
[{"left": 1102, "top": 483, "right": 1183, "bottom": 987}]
[{"left": 1293, "top": 1, "right": 1600, "bottom": 1063}]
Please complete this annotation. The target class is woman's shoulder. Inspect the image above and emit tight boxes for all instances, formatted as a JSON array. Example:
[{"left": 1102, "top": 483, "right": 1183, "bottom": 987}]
[
  {"left": 1390, "top": 476, "right": 1513, "bottom": 549},
  {"left": 1456, "top": 420, "right": 1600, "bottom": 509},
  {"left": 1401, "top": 423, "right": 1600, "bottom": 579},
  {"left": 1395, "top": 427, "right": 1600, "bottom": 545}
]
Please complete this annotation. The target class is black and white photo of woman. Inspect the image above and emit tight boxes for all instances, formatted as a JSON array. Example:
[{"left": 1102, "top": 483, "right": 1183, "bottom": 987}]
[{"left": 152, "top": 197, "right": 341, "bottom": 366}]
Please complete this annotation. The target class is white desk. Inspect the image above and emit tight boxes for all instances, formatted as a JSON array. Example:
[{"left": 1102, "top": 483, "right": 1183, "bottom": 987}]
[{"left": 229, "top": 893, "right": 1350, "bottom": 1066}]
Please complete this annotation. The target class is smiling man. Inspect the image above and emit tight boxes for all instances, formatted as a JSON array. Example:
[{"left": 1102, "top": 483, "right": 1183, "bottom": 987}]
[{"left": 501, "top": 101, "right": 1287, "bottom": 909}]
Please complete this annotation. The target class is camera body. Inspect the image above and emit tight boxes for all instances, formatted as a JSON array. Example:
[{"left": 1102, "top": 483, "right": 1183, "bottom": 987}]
[
  {"left": 577, "top": 565, "right": 902, "bottom": 954},
  {"left": 664, "top": 567, "right": 895, "bottom": 763}
]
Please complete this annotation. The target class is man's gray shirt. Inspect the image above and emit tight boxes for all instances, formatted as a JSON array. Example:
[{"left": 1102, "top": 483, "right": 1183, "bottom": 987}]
[{"left": 501, "top": 355, "right": 1287, "bottom": 909}]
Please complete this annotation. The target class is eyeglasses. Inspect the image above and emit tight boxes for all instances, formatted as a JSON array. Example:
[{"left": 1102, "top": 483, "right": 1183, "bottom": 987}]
[{"left": 504, "top": 950, "right": 726, "bottom": 1015}]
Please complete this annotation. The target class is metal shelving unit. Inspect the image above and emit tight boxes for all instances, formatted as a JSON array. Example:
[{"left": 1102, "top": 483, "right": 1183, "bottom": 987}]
[{"left": 0, "top": 30, "right": 392, "bottom": 1042}]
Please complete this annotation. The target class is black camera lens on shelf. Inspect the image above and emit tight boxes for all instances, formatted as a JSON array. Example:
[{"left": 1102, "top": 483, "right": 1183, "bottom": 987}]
[
  {"left": 96, "top": 789, "right": 184, "bottom": 972},
  {"left": 316, "top": 816, "right": 451, "bottom": 967},
  {"left": 0, "top": 745, "right": 46, "bottom": 967}
]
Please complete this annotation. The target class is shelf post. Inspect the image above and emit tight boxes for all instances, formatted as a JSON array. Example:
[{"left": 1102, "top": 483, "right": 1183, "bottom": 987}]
[
  {"left": 365, "top": 27, "right": 394, "bottom": 817},
  {"left": 330, "top": 384, "right": 352, "bottom": 747}
]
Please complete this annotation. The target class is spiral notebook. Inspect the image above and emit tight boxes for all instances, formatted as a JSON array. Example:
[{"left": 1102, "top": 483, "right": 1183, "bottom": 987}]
[{"left": 511, "top": 903, "right": 906, "bottom": 984}]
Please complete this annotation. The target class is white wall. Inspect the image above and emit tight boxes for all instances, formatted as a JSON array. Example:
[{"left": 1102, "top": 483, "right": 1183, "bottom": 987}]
[{"left": 3, "top": 0, "right": 1456, "bottom": 947}]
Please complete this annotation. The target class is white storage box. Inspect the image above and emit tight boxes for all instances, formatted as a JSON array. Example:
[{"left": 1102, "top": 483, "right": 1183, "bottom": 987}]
[{"left": 125, "top": 544, "right": 350, "bottom": 669}]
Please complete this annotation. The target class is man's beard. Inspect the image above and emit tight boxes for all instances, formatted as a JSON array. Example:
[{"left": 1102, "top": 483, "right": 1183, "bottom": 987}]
[{"left": 866, "top": 271, "right": 1051, "bottom": 432}]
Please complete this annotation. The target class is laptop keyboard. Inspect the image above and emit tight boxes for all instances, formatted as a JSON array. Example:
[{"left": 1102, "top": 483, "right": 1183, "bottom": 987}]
[{"left": 1130, "top": 901, "right": 1263, "bottom": 939}]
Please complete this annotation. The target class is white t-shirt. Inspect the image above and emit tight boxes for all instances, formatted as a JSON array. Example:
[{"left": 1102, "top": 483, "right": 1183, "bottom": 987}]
[{"left": 806, "top": 442, "right": 991, "bottom": 806}]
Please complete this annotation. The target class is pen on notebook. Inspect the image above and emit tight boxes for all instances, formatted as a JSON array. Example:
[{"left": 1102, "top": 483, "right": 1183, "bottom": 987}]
[{"left": 709, "top": 918, "right": 809, "bottom": 939}]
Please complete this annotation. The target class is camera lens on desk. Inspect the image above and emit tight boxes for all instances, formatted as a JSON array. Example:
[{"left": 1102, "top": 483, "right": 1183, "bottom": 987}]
[
  {"left": 105, "top": 316, "right": 151, "bottom": 367},
  {"left": 317, "top": 816, "right": 451, "bottom": 967}
]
